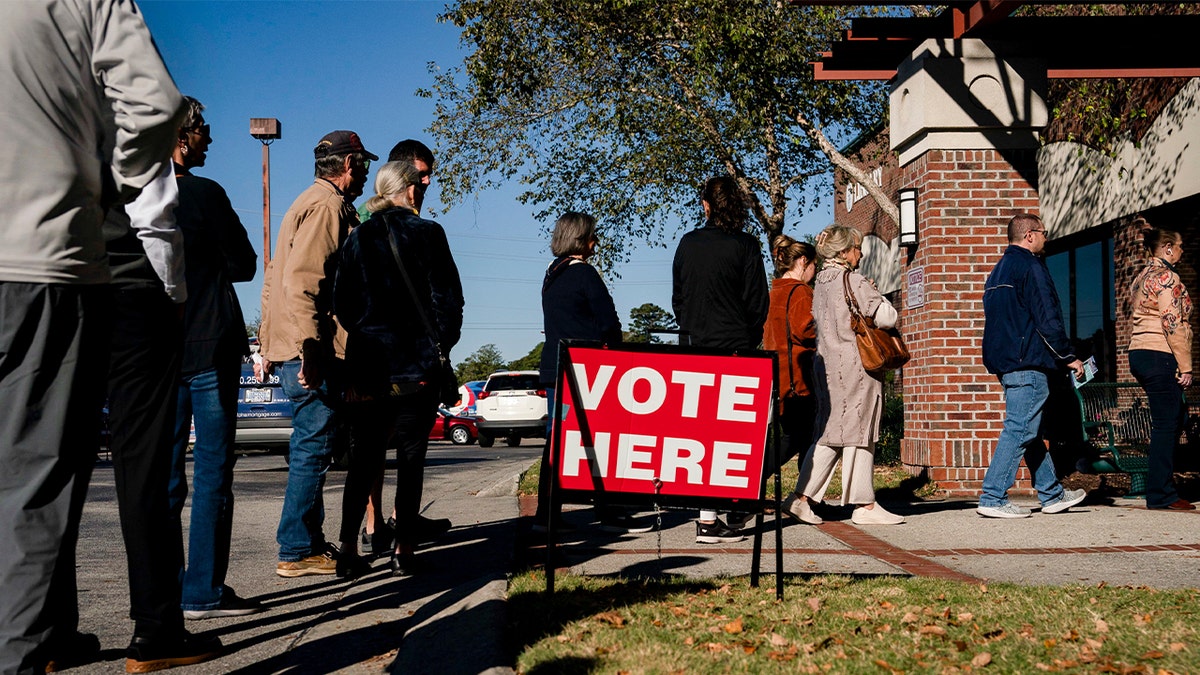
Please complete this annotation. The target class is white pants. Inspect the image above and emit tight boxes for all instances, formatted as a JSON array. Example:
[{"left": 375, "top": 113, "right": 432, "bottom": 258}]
[{"left": 795, "top": 443, "right": 877, "bottom": 506}]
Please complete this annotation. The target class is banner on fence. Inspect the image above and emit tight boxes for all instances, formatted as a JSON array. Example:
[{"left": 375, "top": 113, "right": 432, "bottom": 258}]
[{"left": 552, "top": 343, "right": 775, "bottom": 502}]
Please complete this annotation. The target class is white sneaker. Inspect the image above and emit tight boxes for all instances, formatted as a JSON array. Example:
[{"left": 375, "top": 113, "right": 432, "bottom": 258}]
[
  {"left": 976, "top": 502, "right": 1032, "bottom": 519},
  {"left": 851, "top": 504, "right": 905, "bottom": 525},
  {"left": 781, "top": 493, "right": 823, "bottom": 524},
  {"left": 1042, "top": 488, "right": 1087, "bottom": 514}
]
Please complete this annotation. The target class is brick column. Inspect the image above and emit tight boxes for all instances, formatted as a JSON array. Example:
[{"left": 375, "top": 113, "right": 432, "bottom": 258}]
[{"left": 898, "top": 149, "right": 1040, "bottom": 496}]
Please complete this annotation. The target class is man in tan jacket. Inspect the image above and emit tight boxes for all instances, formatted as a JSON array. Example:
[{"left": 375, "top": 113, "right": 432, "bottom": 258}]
[{"left": 259, "top": 130, "right": 376, "bottom": 577}]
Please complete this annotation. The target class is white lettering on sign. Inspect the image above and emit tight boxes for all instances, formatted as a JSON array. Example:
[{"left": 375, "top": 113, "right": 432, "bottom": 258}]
[
  {"left": 616, "top": 434, "right": 656, "bottom": 481},
  {"left": 710, "top": 441, "right": 752, "bottom": 488},
  {"left": 716, "top": 375, "right": 759, "bottom": 422},
  {"left": 571, "top": 363, "right": 616, "bottom": 410},
  {"left": 660, "top": 437, "right": 705, "bottom": 484},
  {"left": 671, "top": 370, "right": 715, "bottom": 417},
  {"left": 616, "top": 366, "right": 667, "bottom": 414},
  {"left": 561, "top": 430, "right": 611, "bottom": 477}
]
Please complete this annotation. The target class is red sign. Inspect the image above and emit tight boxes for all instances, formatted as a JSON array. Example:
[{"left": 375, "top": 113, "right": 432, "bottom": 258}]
[{"left": 552, "top": 345, "right": 774, "bottom": 501}]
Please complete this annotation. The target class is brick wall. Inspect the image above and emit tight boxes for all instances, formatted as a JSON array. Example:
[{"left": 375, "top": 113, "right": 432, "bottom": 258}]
[{"left": 897, "top": 148, "right": 1041, "bottom": 497}]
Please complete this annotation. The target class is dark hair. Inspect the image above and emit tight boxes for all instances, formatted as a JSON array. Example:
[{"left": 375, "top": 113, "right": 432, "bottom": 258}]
[
  {"left": 1006, "top": 212, "right": 1042, "bottom": 243},
  {"left": 1136, "top": 216, "right": 1181, "bottom": 254},
  {"left": 387, "top": 139, "right": 435, "bottom": 167},
  {"left": 550, "top": 211, "right": 597, "bottom": 257},
  {"left": 701, "top": 176, "right": 749, "bottom": 233},
  {"left": 771, "top": 235, "right": 817, "bottom": 278},
  {"left": 315, "top": 151, "right": 367, "bottom": 180}
]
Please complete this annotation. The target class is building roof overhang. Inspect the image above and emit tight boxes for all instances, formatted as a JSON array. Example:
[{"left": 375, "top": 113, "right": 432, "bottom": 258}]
[{"left": 798, "top": 2, "right": 1200, "bottom": 81}]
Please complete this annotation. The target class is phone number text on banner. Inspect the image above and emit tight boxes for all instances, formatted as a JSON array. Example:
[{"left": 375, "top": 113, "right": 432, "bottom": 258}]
[{"left": 553, "top": 345, "right": 774, "bottom": 501}]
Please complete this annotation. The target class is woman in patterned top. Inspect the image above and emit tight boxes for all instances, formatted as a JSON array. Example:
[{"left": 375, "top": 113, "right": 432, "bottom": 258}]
[{"left": 1127, "top": 218, "right": 1196, "bottom": 511}]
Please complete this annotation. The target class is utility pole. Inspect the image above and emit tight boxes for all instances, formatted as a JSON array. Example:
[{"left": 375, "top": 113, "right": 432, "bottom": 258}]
[{"left": 249, "top": 118, "right": 281, "bottom": 273}]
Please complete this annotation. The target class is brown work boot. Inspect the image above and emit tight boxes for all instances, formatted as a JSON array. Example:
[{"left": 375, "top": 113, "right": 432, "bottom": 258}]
[{"left": 275, "top": 551, "right": 336, "bottom": 578}]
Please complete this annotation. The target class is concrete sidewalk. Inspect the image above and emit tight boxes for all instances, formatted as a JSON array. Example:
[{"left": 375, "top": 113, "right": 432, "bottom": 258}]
[{"left": 67, "top": 449, "right": 1198, "bottom": 674}]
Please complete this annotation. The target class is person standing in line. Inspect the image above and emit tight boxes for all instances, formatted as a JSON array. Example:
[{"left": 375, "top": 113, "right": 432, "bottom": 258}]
[
  {"left": 978, "top": 212, "right": 1088, "bottom": 519},
  {"left": 763, "top": 235, "right": 823, "bottom": 526},
  {"left": 0, "top": 1, "right": 187, "bottom": 671},
  {"left": 672, "top": 176, "right": 769, "bottom": 544},
  {"left": 259, "top": 131, "right": 376, "bottom": 577},
  {"left": 1127, "top": 218, "right": 1196, "bottom": 511},
  {"left": 535, "top": 212, "right": 651, "bottom": 534},
  {"left": 166, "top": 96, "right": 265, "bottom": 619},
  {"left": 357, "top": 139, "right": 443, "bottom": 557},
  {"left": 803, "top": 225, "right": 905, "bottom": 526},
  {"left": 334, "top": 160, "right": 463, "bottom": 577}
]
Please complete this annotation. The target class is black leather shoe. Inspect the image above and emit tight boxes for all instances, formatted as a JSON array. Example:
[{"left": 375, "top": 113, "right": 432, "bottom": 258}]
[
  {"left": 415, "top": 515, "right": 452, "bottom": 544},
  {"left": 390, "top": 553, "right": 418, "bottom": 577},
  {"left": 125, "top": 630, "right": 221, "bottom": 673},
  {"left": 336, "top": 553, "right": 372, "bottom": 580},
  {"left": 38, "top": 631, "right": 100, "bottom": 672}
]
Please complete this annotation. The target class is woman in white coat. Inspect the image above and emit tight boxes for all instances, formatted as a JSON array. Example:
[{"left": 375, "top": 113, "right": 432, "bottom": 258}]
[{"left": 801, "top": 225, "right": 904, "bottom": 525}]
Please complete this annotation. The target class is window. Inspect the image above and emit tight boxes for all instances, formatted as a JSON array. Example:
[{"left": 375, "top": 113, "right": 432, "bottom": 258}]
[{"left": 1045, "top": 233, "right": 1115, "bottom": 381}]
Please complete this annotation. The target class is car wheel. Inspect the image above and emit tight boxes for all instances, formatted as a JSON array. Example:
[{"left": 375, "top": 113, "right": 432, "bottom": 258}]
[
  {"left": 506, "top": 436, "right": 522, "bottom": 447},
  {"left": 450, "top": 425, "right": 472, "bottom": 445},
  {"left": 478, "top": 433, "right": 495, "bottom": 448}
]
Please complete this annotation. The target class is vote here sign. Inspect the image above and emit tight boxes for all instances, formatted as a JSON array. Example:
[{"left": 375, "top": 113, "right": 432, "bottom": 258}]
[{"left": 552, "top": 344, "right": 774, "bottom": 501}]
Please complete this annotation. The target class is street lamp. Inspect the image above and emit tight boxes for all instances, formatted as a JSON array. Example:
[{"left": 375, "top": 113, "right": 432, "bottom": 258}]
[{"left": 250, "top": 118, "right": 281, "bottom": 273}]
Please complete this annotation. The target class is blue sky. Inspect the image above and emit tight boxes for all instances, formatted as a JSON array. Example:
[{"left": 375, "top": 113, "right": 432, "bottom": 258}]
[{"left": 139, "top": 0, "right": 834, "bottom": 364}]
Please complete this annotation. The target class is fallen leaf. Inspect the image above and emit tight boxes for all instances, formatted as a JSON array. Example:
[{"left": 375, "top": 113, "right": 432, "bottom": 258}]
[
  {"left": 958, "top": 612, "right": 974, "bottom": 622},
  {"left": 1064, "top": 629, "right": 1080, "bottom": 641},
  {"left": 842, "top": 611, "right": 871, "bottom": 621},
  {"left": 942, "top": 607, "right": 952, "bottom": 619},
  {"left": 1095, "top": 619, "right": 1109, "bottom": 633},
  {"left": 556, "top": 635, "right": 568, "bottom": 643},
  {"left": 1085, "top": 637, "right": 1104, "bottom": 649},
  {"left": 920, "top": 625, "right": 947, "bottom": 636},
  {"left": 717, "top": 584, "right": 732, "bottom": 594},
  {"left": 874, "top": 658, "right": 894, "bottom": 670},
  {"left": 1034, "top": 664, "right": 1051, "bottom": 671},
  {"left": 954, "top": 640, "right": 968, "bottom": 652},
  {"left": 1141, "top": 651, "right": 1164, "bottom": 660},
  {"left": 723, "top": 618, "right": 743, "bottom": 634},
  {"left": 652, "top": 619, "right": 663, "bottom": 627},
  {"left": 770, "top": 633, "right": 788, "bottom": 647},
  {"left": 1019, "top": 624, "right": 1035, "bottom": 639},
  {"left": 704, "top": 642, "right": 727, "bottom": 653},
  {"left": 808, "top": 597, "right": 822, "bottom": 612},
  {"left": 671, "top": 606, "right": 688, "bottom": 617},
  {"left": 1044, "top": 639, "right": 1057, "bottom": 649},
  {"left": 879, "top": 600, "right": 895, "bottom": 610},
  {"left": 1090, "top": 597, "right": 1099, "bottom": 605},
  {"left": 741, "top": 643, "right": 758, "bottom": 655},
  {"left": 1096, "top": 581, "right": 1107, "bottom": 589},
  {"left": 683, "top": 637, "right": 694, "bottom": 646},
  {"left": 595, "top": 611, "right": 625, "bottom": 627},
  {"left": 972, "top": 652, "right": 992, "bottom": 667},
  {"left": 1169, "top": 643, "right": 1186, "bottom": 652},
  {"left": 1134, "top": 613, "right": 1153, "bottom": 626},
  {"left": 980, "top": 584, "right": 989, "bottom": 594},
  {"left": 902, "top": 612, "right": 920, "bottom": 623}
]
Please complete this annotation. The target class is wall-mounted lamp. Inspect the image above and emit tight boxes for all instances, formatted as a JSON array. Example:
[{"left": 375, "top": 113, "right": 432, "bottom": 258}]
[{"left": 898, "top": 188, "right": 918, "bottom": 247}]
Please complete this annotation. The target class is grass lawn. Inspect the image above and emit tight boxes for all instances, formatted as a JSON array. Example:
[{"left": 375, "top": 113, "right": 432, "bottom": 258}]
[{"left": 508, "top": 572, "right": 1198, "bottom": 674}]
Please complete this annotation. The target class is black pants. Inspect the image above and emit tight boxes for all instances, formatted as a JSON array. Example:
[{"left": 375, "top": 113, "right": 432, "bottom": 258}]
[
  {"left": 0, "top": 283, "right": 108, "bottom": 673},
  {"left": 339, "top": 387, "right": 437, "bottom": 549},
  {"left": 1128, "top": 349, "right": 1187, "bottom": 508},
  {"left": 107, "top": 287, "right": 185, "bottom": 639}
]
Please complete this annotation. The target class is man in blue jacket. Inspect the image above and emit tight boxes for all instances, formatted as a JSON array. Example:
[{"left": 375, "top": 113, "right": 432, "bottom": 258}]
[{"left": 979, "top": 213, "right": 1088, "bottom": 519}]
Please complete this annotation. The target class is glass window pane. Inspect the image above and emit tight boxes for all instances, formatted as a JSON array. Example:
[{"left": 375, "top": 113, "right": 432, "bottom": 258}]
[{"left": 1046, "top": 252, "right": 1071, "bottom": 333}]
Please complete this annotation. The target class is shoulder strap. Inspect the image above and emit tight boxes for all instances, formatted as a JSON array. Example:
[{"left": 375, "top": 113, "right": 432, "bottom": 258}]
[
  {"left": 385, "top": 224, "right": 445, "bottom": 360},
  {"left": 842, "top": 270, "right": 863, "bottom": 318},
  {"left": 784, "top": 284, "right": 800, "bottom": 396}
]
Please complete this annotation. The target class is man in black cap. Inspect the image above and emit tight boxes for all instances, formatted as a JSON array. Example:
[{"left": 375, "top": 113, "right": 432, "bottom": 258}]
[{"left": 259, "top": 130, "right": 377, "bottom": 577}]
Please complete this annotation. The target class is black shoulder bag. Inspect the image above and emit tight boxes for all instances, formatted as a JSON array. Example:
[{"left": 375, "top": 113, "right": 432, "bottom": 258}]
[{"left": 385, "top": 225, "right": 461, "bottom": 408}]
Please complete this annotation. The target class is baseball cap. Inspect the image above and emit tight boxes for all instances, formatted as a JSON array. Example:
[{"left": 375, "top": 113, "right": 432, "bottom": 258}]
[{"left": 313, "top": 130, "right": 379, "bottom": 161}]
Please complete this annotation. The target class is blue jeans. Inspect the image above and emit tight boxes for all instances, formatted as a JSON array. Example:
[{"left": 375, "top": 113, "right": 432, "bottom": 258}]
[
  {"left": 1128, "top": 349, "right": 1185, "bottom": 508},
  {"left": 276, "top": 359, "right": 340, "bottom": 561},
  {"left": 170, "top": 363, "right": 240, "bottom": 610},
  {"left": 979, "top": 369, "right": 1064, "bottom": 507}
]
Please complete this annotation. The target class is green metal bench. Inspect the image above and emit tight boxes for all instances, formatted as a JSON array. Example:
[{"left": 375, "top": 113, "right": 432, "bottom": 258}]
[{"left": 1073, "top": 382, "right": 1152, "bottom": 498}]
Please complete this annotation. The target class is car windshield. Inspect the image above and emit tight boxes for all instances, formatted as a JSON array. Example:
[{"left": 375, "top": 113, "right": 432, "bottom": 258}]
[{"left": 486, "top": 374, "right": 540, "bottom": 392}]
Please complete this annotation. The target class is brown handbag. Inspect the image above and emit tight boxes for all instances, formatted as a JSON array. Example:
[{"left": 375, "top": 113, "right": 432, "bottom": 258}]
[{"left": 842, "top": 271, "right": 910, "bottom": 376}]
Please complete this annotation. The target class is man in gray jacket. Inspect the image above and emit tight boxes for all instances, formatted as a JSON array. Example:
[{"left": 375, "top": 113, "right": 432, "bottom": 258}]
[{"left": 0, "top": 1, "right": 183, "bottom": 671}]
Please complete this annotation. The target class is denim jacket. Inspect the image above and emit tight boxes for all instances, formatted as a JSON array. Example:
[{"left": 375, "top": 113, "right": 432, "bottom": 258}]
[
  {"left": 334, "top": 206, "right": 463, "bottom": 392},
  {"left": 982, "top": 245, "right": 1076, "bottom": 375}
]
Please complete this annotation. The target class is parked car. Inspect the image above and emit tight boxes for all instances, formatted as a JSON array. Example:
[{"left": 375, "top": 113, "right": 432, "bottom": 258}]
[
  {"left": 473, "top": 370, "right": 547, "bottom": 448},
  {"left": 451, "top": 380, "right": 486, "bottom": 417},
  {"left": 235, "top": 359, "right": 292, "bottom": 449},
  {"left": 428, "top": 407, "right": 478, "bottom": 445}
]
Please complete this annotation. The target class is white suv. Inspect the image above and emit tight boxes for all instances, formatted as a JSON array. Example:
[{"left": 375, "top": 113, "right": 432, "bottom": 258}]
[{"left": 474, "top": 370, "right": 547, "bottom": 447}]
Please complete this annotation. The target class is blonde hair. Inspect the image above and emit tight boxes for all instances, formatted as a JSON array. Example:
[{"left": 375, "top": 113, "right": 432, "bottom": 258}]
[
  {"left": 814, "top": 225, "right": 862, "bottom": 260},
  {"left": 364, "top": 160, "right": 421, "bottom": 214}
]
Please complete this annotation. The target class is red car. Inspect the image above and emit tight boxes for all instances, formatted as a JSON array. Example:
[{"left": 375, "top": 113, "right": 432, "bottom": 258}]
[{"left": 429, "top": 408, "right": 478, "bottom": 445}]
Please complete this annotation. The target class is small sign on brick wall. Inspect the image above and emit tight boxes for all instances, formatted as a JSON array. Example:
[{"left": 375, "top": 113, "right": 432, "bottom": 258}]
[{"left": 906, "top": 266, "right": 926, "bottom": 309}]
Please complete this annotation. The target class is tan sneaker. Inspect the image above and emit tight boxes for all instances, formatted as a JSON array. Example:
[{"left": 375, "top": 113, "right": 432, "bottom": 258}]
[
  {"left": 782, "top": 493, "right": 823, "bottom": 525},
  {"left": 851, "top": 503, "right": 905, "bottom": 525},
  {"left": 276, "top": 552, "right": 336, "bottom": 577}
]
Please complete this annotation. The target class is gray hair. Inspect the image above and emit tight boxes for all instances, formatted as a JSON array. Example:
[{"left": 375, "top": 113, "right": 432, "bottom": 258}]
[
  {"left": 364, "top": 160, "right": 422, "bottom": 214},
  {"left": 550, "top": 212, "right": 597, "bottom": 257},
  {"left": 179, "top": 96, "right": 204, "bottom": 131},
  {"left": 315, "top": 151, "right": 367, "bottom": 180},
  {"left": 814, "top": 225, "right": 862, "bottom": 260}
]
